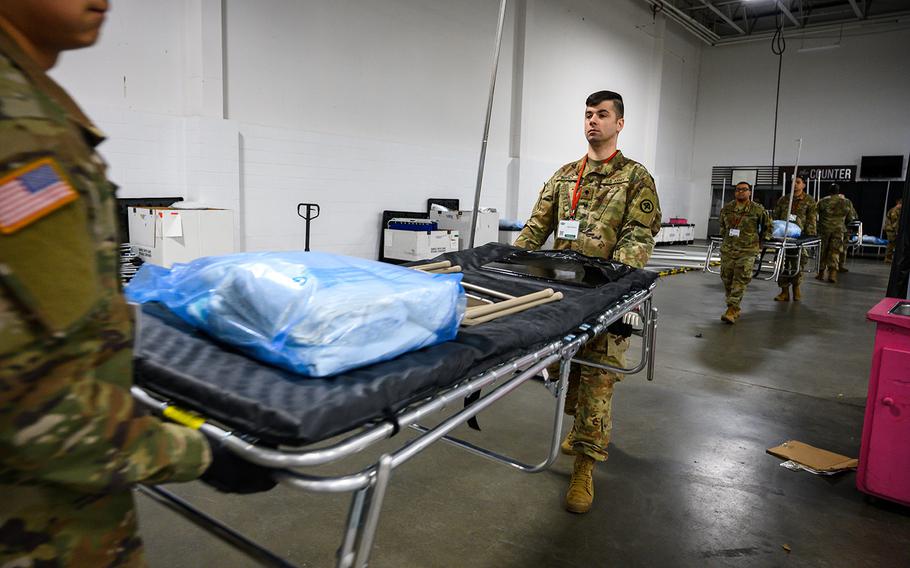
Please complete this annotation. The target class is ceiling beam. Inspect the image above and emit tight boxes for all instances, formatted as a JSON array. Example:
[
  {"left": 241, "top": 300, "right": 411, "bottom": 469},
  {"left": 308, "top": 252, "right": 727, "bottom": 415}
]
[
  {"left": 775, "top": 0, "right": 801, "bottom": 27},
  {"left": 698, "top": 0, "right": 745, "bottom": 34},
  {"left": 846, "top": 0, "right": 865, "bottom": 19}
]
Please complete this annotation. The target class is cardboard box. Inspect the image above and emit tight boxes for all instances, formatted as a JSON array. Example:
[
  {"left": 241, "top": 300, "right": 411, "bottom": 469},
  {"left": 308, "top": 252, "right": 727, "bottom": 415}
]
[
  {"left": 430, "top": 209, "right": 499, "bottom": 250},
  {"left": 128, "top": 207, "right": 235, "bottom": 267},
  {"left": 767, "top": 440, "right": 858, "bottom": 474},
  {"left": 383, "top": 229, "right": 459, "bottom": 262}
]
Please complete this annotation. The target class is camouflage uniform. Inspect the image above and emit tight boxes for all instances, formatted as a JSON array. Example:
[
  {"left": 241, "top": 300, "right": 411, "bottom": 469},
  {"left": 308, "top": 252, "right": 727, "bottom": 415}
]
[
  {"left": 838, "top": 197, "right": 857, "bottom": 269},
  {"left": 718, "top": 200, "right": 772, "bottom": 309},
  {"left": 772, "top": 192, "right": 817, "bottom": 288},
  {"left": 816, "top": 194, "right": 855, "bottom": 274},
  {"left": 0, "top": 28, "right": 210, "bottom": 567},
  {"left": 885, "top": 203, "right": 902, "bottom": 263},
  {"left": 515, "top": 152, "right": 660, "bottom": 462}
]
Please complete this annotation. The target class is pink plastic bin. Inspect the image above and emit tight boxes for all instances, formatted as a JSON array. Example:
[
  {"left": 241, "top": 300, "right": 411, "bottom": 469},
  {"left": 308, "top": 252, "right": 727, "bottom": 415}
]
[{"left": 857, "top": 298, "right": 910, "bottom": 506}]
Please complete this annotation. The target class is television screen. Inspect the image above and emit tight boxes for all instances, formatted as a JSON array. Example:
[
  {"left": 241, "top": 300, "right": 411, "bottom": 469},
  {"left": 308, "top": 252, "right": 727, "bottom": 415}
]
[{"left": 860, "top": 155, "right": 904, "bottom": 179}]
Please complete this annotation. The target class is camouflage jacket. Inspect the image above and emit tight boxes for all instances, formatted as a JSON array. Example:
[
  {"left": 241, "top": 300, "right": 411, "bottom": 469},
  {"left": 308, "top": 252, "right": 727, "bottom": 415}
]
[
  {"left": 514, "top": 151, "right": 661, "bottom": 269},
  {"left": 0, "top": 28, "right": 210, "bottom": 566},
  {"left": 718, "top": 200, "right": 771, "bottom": 257},
  {"left": 844, "top": 198, "right": 857, "bottom": 235},
  {"left": 885, "top": 204, "right": 902, "bottom": 238},
  {"left": 773, "top": 192, "right": 817, "bottom": 237},
  {"left": 816, "top": 194, "right": 856, "bottom": 235}
]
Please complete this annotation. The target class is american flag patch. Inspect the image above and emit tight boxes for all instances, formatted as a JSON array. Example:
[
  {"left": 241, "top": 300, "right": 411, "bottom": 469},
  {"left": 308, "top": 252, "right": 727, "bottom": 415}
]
[{"left": 0, "top": 158, "right": 78, "bottom": 234}]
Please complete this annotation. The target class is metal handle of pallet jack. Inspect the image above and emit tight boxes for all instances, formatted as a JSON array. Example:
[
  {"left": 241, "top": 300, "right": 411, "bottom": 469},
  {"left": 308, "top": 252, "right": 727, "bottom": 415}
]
[
  {"left": 571, "top": 303, "right": 658, "bottom": 380},
  {"left": 274, "top": 352, "right": 562, "bottom": 493}
]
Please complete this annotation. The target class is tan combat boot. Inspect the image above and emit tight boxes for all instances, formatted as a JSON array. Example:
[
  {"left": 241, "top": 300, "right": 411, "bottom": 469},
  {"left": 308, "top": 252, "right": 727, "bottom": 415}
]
[
  {"left": 565, "top": 454, "right": 596, "bottom": 514},
  {"left": 774, "top": 288, "right": 790, "bottom": 302},
  {"left": 721, "top": 306, "right": 737, "bottom": 324},
  {"left": 827, "top": 271, "right": 838, "bottom": 284},
  {"left": 792, "top": 284, "right": 802, "bottom": 301},
  {"left": 560, "top": 429, "right": 576, "bottom": 456},
  {"left": 815, "top": 269, "right": 826, "bottom": 281}
]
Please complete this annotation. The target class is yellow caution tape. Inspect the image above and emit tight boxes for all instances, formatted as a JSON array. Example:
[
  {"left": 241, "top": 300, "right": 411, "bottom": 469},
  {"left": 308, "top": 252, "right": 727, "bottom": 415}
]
[{"left": 162, "top": 405, "right": 206, "bottom": 430}]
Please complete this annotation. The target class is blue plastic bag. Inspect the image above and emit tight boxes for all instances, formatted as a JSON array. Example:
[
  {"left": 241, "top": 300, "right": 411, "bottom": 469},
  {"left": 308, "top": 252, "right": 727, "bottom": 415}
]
[
  {"left": 771, "top": 220, "right": 802, "bottom": 239},
  {"left": 126, "top": 252, "right": 465, "bottom": 377}
]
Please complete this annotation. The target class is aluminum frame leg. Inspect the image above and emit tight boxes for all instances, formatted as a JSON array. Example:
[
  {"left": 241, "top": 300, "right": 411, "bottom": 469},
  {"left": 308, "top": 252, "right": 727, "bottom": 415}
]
[
  {"left": 409, "top": 345, "right": 577, "bottom": 473},
  {"left": 337, "top": 455, "right": 393, "bottom": 568}
]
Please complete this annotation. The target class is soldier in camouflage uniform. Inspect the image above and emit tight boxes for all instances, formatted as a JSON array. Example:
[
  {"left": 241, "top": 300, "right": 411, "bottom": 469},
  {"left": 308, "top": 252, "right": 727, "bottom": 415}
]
[
  {"left": 772, "top": 173, "right": 816, "bottom": 302},
  {"left": 837, "top": 190, "right": 857, "bottom": 272},
  {"left": 815, "top": 185, "right": 856, "bottom": 283},
  {"left": 0, "top": 4, "right": 274, "bottom": 566},
  {"left": 717, "top": 182, "right": 772, "bottom": 324},
  {"left": 885, "top": 198, "right": 902, "bottom": 264},
  {"left": 515, "top": 91, "right": 660, "bottom": 514}
]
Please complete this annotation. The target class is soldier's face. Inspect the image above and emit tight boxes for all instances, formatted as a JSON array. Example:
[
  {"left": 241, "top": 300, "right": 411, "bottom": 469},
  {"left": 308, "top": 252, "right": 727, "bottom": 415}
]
[
  {"left": 584, "top": 101, "right": 624, "bottom": 146},
  {"left": 793, "top": 177, "right": 806, "bottom": 195},
  {"left": 0, "top": 0, "right": 109, "bottom": 51},
  {"left": 734, "top": 185, "right": 751, "bottom": 202}
]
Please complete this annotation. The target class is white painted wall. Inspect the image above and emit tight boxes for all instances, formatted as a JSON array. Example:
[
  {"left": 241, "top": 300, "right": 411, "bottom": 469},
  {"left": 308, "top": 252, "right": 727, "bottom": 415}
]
[
  {"left": 690, "top": 27, "right": 910, "bottom": 237},
  {"left": 48, "top": 0, "right": 703, "bottom": 259}
]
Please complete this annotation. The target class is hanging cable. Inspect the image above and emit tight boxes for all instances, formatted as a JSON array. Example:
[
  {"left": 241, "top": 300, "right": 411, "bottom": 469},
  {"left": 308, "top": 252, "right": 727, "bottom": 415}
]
[{"left": 770, "top": 11, "right": 786, "bottom": 182}]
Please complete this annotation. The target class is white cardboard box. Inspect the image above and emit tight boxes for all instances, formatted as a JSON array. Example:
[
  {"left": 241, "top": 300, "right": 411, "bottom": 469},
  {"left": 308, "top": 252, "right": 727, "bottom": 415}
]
[
  {"left": 383, "top": 229, "right": 459, "bottom": 262},
  {"left": 429, "top": 209, "right": 499, "bottom": 250},
  {"left": 128, "top": 207, "right": 235, "bottom": 267}
]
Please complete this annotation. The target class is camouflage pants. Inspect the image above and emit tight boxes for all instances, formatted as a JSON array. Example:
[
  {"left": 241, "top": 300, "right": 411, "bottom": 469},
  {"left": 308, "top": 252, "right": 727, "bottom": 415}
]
[
  {"left": 819, "top": 231, "right": 844, "bottom": 273},
  {"left": 720, "top": 254, "right": 756, "bottom": 309},
  {"left": 777, "top": 248, "right": 808, "bottom": 288},
  {"left": 839, "top": 228, "right": 849, "bottom": 266},
  {"left": 0, "top": 485, "right": 146, "bottom": 567},
  {"left": 885, "top": 232, "right": 896, "bottom": 262},
  {"left": 561, "top": 332, "right": 628, "bottom": 462}
]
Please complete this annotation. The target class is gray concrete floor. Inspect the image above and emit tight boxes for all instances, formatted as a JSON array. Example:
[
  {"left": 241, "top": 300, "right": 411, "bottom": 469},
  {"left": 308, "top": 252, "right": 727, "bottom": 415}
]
[{"left": 135, "top": 255, "right": 910, "bottom": 567}]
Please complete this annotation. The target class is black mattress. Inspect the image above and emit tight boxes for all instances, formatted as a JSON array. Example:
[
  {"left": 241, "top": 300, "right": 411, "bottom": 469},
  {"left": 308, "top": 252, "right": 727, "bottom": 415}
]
[{"left": 133, "top": 244, "right": 658, "bottom": 446}]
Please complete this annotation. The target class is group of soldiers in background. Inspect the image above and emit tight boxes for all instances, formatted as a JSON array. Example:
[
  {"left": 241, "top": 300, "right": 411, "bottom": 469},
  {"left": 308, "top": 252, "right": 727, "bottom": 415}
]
[{"left": 717, "top": 172, "right": 872, "bottom": 324}]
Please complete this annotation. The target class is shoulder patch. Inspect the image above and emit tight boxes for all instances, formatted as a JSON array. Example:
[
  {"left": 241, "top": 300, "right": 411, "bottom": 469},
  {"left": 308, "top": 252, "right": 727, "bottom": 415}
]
[
  {"left": 0, "top": 158, "right": 78, "bottom": 234},
  {"left": 640, "top": 199, "right": 655, "bottom": 214}
]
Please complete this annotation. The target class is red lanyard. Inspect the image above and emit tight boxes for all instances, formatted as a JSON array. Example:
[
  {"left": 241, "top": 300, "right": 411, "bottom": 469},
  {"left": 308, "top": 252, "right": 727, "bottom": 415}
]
[
  {"left": 570, "top": 150, "right": 618, "bottom": 219},
  {"left": 730, "top": 204, "right": 749, "bottom": 228}
]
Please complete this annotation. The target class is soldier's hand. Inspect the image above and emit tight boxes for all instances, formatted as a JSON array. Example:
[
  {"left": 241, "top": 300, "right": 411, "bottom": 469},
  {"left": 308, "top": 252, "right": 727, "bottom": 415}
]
[{"left": 200, "top": 439, "right": 278, "bottom": 494}]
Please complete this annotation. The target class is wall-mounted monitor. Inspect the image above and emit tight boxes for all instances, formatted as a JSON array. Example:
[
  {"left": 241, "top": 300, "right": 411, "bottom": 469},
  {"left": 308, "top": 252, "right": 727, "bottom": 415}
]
[{"left": 860, "top": 155, "right": 904, "bottom": 179}]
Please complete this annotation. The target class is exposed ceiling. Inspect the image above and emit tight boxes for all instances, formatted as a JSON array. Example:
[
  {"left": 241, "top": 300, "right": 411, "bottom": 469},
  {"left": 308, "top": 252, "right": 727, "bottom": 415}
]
[{"left": 639, "top": 0, "right": 910, "bottom": 45}]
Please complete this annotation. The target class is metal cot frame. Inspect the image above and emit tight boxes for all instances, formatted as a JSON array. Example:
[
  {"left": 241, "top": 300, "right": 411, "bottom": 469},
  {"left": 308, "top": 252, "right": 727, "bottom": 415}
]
[
  {"left": 703, "top": 237, "right": 821, "bottom": 281},
  {"left": 131, "top": 285, "right": 659, "bottom": 568}
]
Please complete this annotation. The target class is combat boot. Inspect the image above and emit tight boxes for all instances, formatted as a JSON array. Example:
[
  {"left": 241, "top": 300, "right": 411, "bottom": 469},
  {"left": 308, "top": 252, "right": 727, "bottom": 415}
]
[
  {"left": 838, "top": 266, "right": 849, "bottom": 273},
  {"left": 815, "top": 269, "right": 826, "bottom": 281},
  {"left": 565, "top": 454, "right": 596, "bottom": 514},
  {"left": 721, "top": 306, "right": 737, "bottom": 324},
  {"left": 827, "top": 271, "right": 838, "bottom": 284},
  {"left": 792, "top": 284, "right": 802, "bottom": 301},
  {"left": 774, "top": 288, "right": 790, "bottom": 302},
  {"left": 560, "top": 429, "right": 576, "bottom": 456}
]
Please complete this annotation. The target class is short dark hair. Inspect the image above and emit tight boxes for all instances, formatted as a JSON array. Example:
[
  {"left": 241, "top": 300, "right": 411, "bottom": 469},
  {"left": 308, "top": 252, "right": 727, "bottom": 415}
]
[
  {"left": 795, "top": 170, "right": 810, "bottom": 183},
  {"left": 829, "top": 183, "right": 842, "bottom": 194},
  {"left": 586, "top": 90, "right": 624, "bottom": 118},
  {"left": 734, "top": 181, "right": 752, "bottom": 190}
]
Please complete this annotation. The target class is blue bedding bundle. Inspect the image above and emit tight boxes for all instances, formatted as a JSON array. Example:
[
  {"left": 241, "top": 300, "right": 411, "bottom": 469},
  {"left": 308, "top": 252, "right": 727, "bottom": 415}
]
[{"left": 126, "top": 252, "right": 465, "bottom": 377}]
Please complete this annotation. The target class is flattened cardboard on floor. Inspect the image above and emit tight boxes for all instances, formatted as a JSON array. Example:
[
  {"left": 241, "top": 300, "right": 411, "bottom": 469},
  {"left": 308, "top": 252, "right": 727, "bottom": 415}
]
[{"left": 767, "top": 440, "right": 858, "bottom": 472}]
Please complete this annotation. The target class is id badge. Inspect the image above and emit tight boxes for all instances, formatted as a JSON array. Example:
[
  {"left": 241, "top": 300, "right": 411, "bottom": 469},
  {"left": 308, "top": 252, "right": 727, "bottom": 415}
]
[
  {"left": 729, "top": 228, "right": 741, "bottom": 237},
  {"left": 557, "top": 219, "right": 580, "bottom": 240},
  {"left": 788, "top": 214, "right": 797, "bottom": 222}
]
